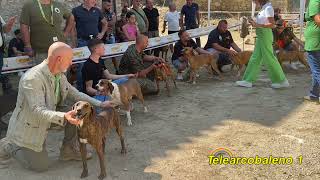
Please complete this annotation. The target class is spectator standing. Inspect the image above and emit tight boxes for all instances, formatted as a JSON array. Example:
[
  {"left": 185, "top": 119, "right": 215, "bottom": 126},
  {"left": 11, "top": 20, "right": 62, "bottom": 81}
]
[
  {"left": 115, "top": 13, "right": 127, "bottom": 42},
  {"left": 8, "top": 29, "right": 26, "bottom": 57},
  {"left": 180, "top": 0, "right": 201, "bottom": 47},
  {"left": 102, "top": 0, "right": 120, "bottom": 74},
  {"left": 122, "top": 12, "right": 139, "bottom": 41},
  {"left": 71, "top": 0, "right": 108, "bottom": 47},
  {"left": 162, "top": 2, "right": 181, "bottom": 52},
  {"left": 130, "top": 0, "right": 149, "bottom": 35},
  {"left": 71, "top": 0, "right": 109, "bottom": 92},
  {"left": 0, "top": 15, "right": 16, "bottom": 92},
  {"left": 143, "top": 0, "right": 160, "bottom": 57},
  {"left": 122, "top": 2, "right": 130, "bottom": 14},
  {"left": 20, "top": 0, "right": 73, "bottom": 65},
  {"left": 303, "top": 0, "right": 320, "bottom": 102}
]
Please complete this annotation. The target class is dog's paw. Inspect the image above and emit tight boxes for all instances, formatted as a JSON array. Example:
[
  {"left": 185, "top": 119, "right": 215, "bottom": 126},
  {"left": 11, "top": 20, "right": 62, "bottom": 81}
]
[
  {"left": 121, "top": 148, "right": 127, "bottom": 154},
  {"left": 144, "top": 107, "right": 148, "bottom": 113},
  {"left": 192, "top": 81, "right": 196, "bottom": 85},
  {"left": 127, "top": 121, "right": 133, "bottom": 126},
  {"left": 80, "top": 170, "right": 88, "bottom": 178},
  {"left": 98, "top": 172, "right": 106, "bottom": 180}
]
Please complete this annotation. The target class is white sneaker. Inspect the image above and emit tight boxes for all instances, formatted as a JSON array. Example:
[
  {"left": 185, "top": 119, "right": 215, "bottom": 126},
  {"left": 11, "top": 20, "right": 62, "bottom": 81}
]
[
  {"left": 290, "top": 63, "right": 298, "bottom": 70},
  {"left": 176, "top": 73, "right": 183, "bottom": 80},
  {"left": 236, "top": 80, "right": 253, "bottom": 88},
  {"left": 271, "top": 79, "right": 290, "bottom": 89},
  {"left": 196, "top": 73, "right": 200, "bottom": 78}
]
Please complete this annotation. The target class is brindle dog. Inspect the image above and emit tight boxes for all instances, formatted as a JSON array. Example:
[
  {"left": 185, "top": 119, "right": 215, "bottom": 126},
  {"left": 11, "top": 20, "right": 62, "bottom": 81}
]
[
  {"left": 155, "top": 62, "right": 177, "bottom": 96},
  {"left": 72, "top": 101, "right": 127, "bottom": 180}
]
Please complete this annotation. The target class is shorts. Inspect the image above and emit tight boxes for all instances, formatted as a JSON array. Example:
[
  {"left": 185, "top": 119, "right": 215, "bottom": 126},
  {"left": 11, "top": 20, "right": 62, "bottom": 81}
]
[{"left": 172, "top": 59, "right": 182, "bottom": 69}]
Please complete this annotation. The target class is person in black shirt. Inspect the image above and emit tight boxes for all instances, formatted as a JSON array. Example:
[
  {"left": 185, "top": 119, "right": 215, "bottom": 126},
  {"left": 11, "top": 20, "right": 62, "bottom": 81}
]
[
  {"left": 180, "top": 0, "right": 201, "bottom": 47},
  {"left": 204, "top": 20, "right": 241, "bottom": 72},
  {"left": 143, "top": 0, "right": 160, "bottom": 57},
  {"left": 82, "top": 39, "right": 135, "bottom": 96},
  {"left": 172, "top": 30, "right": 211, "bottom": 80},
  {"left": 8, "top": 29, "right": 26, "bottom": 57}
]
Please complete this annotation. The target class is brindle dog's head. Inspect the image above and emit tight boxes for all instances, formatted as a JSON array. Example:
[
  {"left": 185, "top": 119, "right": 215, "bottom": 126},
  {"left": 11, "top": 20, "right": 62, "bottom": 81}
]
[
  {"left": 96, "top": 79, "right": 114, "bottom": 96},
  {"left": 72, "top": 101, "right": 94, "bottom": 126}
]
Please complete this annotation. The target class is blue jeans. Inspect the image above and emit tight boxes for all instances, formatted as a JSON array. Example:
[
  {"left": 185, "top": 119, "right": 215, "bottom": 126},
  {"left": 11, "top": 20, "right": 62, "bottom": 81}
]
[
  {"left": 307, "top": 51, "right": 320, "bottom": 98},
  {"left": 76, "top": 39, "right": 89, "bottom": 92}
]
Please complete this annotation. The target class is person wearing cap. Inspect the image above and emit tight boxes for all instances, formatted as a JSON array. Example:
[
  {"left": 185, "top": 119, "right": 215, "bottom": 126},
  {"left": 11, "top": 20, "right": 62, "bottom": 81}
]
[
  {"left": 273, "top": 19, "right": 304, "bottom": 51},
  {"left": 236, "top": 0, "right": 289, "bottom": 89}
]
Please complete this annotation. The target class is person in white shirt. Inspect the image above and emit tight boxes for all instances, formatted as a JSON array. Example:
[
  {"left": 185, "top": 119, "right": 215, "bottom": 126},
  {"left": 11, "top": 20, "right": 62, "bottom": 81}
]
[
  {"left": 162, "top": 3, "right": 181, "bottom": 52},
  {"left": 236, "top": 0, "right": 289, "bottom": 89}
]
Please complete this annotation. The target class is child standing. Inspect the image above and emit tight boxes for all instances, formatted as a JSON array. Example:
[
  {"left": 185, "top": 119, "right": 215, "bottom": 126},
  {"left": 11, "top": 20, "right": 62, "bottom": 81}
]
[{"left": 122, "top": 12, "right": 139, "bottom": 41}]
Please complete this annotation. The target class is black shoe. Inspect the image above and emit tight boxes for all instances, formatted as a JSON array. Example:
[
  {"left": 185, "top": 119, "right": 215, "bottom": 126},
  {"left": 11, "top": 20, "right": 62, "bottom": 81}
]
[{"left": 115, "top": 70, "right": 120, "bottom": 75}]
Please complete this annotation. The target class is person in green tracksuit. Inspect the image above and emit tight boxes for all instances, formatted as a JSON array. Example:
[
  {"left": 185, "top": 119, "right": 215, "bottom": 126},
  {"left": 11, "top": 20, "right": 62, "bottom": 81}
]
[{"left": 236, "top": 0, "right": 289, "bottom": 88}]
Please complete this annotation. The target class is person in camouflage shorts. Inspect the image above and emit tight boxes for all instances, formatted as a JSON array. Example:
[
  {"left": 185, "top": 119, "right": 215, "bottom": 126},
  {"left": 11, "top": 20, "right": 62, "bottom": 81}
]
[
  {"left": 273, "top": 19, "right": 304, "bottom": 51},
  {"left": 119, "top": 35, "right": 165, "bottom": 95}
]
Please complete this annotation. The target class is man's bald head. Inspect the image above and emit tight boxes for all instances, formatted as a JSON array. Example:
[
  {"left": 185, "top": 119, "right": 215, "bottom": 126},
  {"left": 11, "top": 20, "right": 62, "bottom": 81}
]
[
  {"left": 135, "top": 35, "right": 149, "bottom": 52},
  {"left": 47, "top": 42, "right": 73, "bottom": 75},
  {"left": 136, "top": 34, "right": 148, "bottom": 45},
  {"left": 48, "top": 42, "right": 72, "bottom": 58}
]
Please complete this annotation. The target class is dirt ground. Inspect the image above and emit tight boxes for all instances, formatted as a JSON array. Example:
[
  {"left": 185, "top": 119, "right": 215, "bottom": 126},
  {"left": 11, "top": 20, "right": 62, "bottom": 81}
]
[{"left": 1, "top": 32, "right": 320, "bottom": 180}]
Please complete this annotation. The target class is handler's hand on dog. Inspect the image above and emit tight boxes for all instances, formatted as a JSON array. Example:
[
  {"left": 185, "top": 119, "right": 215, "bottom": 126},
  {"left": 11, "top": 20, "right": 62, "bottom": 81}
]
[
  {"left": 227, "top": 49, "right": 238, "bottom": 56},
  {"left": 64, "top": 111, "right": 81, "bottom": 125},
  {"left": 101, "top": 101, "right": 116, "bottom": 108},
  {"left": 154, "top": 57, "right": 165, "bottom": 63},
  {"left": 127, "top": 74, "right": 136, "bottom": 78}
]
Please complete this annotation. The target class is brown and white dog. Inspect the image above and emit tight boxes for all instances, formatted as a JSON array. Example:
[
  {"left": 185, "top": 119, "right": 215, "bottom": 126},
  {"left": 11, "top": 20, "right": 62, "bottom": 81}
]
[
  {"left": 276, "top": 49, "right": 309, "bottom": 69},
  {"left": 182, "top": 47, "right": 222, "bottom": 84},
  {"left": 73, "top": 101, "right": 127, "bottom": 180},
  {"left": 230, "top": 51, "right": 253, "bottom": 77},
  {"left": 96, "top": 79, "right": 148, "bottom": 126}
]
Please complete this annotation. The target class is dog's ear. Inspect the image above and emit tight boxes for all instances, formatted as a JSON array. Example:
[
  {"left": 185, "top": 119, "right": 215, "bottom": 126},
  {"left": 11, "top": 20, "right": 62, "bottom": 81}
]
[
  {"left": 72, "top": 102, "right": 79, "bottom": 111},
  {"left": 107, "top": 82, "right": 114, "bottom": 94}
]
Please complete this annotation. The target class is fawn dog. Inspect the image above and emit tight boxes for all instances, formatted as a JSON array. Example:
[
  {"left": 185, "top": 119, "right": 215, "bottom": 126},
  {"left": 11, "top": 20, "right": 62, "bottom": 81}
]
[
  {"left": 182, "top": 47, "right": 222, "bottom": 84},
  {"left": 276, "top": 49, "right": 309, "bottom": 69},
  {"left": 230, "top": 51, "right": 253, "bottom": 77}
]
